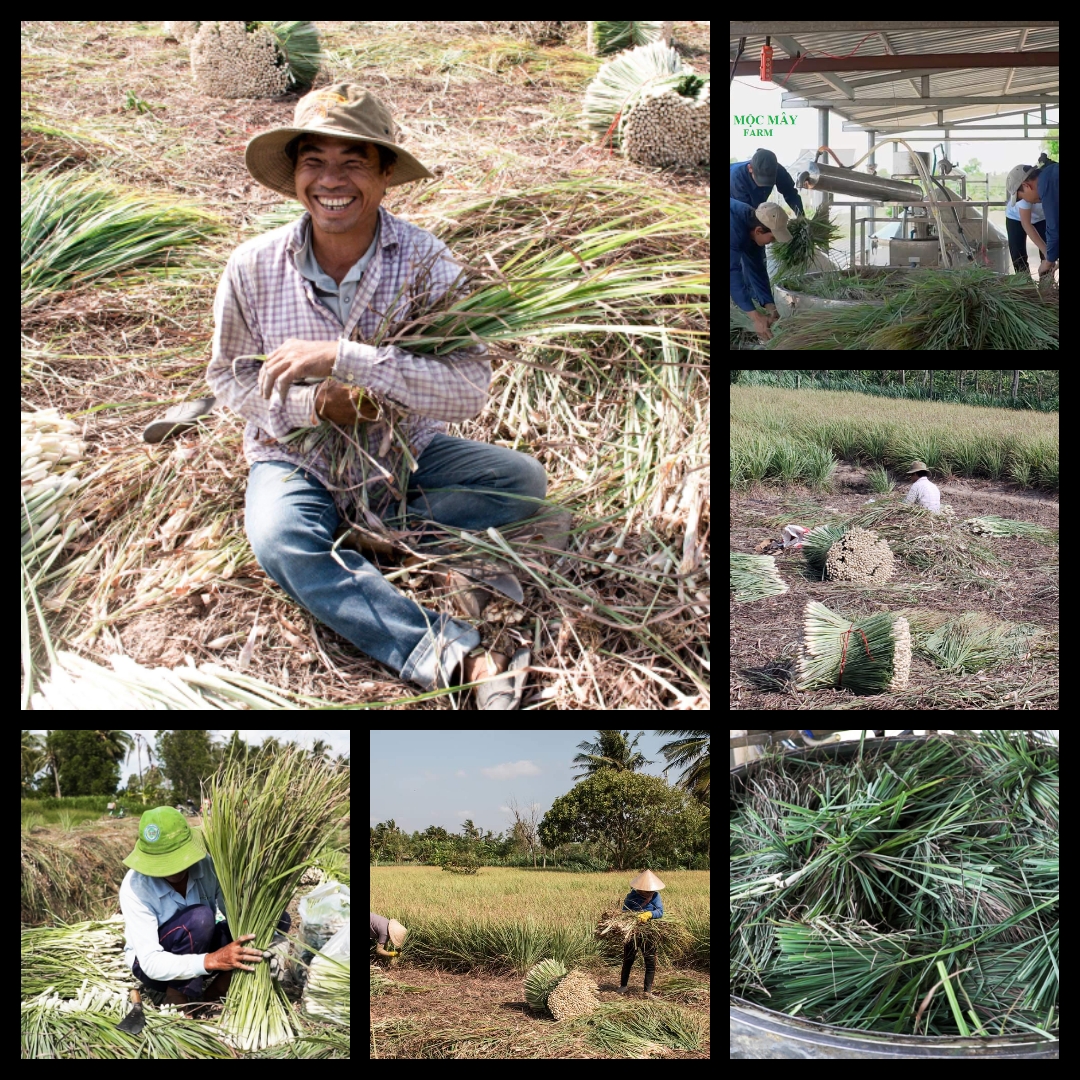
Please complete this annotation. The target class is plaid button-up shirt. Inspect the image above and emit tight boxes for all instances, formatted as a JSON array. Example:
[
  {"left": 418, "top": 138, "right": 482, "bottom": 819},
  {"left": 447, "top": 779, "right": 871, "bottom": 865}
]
[{"left": 206, "top": 206, "right": 491, "bottom": 519}]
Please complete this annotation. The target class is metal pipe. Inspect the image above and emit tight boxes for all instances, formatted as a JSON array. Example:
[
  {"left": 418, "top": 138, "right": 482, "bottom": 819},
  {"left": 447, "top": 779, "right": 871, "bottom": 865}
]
[{"left": 805, "top": 162, "right": 923, "bottom": 202}]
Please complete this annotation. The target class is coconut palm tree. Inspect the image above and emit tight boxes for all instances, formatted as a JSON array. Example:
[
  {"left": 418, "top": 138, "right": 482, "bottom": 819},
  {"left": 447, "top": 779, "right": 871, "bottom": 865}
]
[
  {"left": 571, "top": 730, "right": 653, "bottom": 779},
  {"left": 655, "top": 729, "right": 709, "bottom": 800}
]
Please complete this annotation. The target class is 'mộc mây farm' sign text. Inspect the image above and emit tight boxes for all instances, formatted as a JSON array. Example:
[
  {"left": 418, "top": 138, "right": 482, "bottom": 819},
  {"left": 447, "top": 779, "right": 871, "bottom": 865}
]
[{"left": 734, "top": 114, "right": 798, "bottom": 137}]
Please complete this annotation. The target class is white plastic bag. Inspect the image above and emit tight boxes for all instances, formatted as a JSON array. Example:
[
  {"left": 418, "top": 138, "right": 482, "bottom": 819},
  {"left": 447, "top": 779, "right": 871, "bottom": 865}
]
[
  {"left": 304, "top": 920, "right": 350, "bottom": 1025},
  {"left": 298, "top": 880, "right": 350, "bottom": 957}
]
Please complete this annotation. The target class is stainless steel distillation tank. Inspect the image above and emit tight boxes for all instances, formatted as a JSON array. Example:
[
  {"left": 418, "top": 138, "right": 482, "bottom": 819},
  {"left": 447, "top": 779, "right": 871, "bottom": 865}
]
[{"left": 804, "top": 161, "right": 1010, "bottom": 272}]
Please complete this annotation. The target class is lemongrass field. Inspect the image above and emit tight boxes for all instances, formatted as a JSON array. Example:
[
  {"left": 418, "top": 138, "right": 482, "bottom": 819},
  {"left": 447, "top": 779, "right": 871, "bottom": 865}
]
[
  {"left": 371, "top": 865, "right": 710, "bottom": 973},
  {"left": 730, "top": 385, "right": 1059, "bottom": 492}
]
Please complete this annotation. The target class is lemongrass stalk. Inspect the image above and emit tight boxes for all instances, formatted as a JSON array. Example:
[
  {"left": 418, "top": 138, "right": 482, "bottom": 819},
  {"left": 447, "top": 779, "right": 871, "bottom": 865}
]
[{"left": 202, "top": 749, "right": 350, "bottom": 1050}]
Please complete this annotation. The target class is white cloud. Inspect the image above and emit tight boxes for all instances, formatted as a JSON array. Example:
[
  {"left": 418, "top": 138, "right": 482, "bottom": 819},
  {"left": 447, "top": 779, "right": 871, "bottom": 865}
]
[
  {"left": 455, "top": 769, "right": 467, "bottom": 777},
  {"left": 481, "top": 760, "right": 541, "bottom": 780}
]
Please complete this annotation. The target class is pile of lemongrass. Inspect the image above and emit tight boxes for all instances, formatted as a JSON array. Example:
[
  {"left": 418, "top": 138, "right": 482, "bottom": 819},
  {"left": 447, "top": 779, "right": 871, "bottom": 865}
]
[
  {"left": 730, "top": 551, "right": 788, "bottom": 602},
  {"left": 962, "top": 515, "right": 1058, "bottom": 543},
  {"left": 304, "top": 951, "right": 350, "bottom": 1026},
  {"left": 29, "top": 649, "right": 308, "bottom": 710},
  {"left": 796, "top": 600, "right": 911, "bottom": 693},
  {"left": 202, "top": 749, "right": 350, "bottom": 1050},
  {"left": 21, "top": 919, "right": 129, "bottom": 998},
  {"left": 22, "top": 982, "right": 236, "bottom": 1059},
  {"left": 730, "top": 731, "right": 1058, "bottom": 1037},
  {"left": 767, "top": 268, "right": 1058, "bottom": 351},
  {"left": 21, "top": 167, "right": 222, "bottom": 310}
]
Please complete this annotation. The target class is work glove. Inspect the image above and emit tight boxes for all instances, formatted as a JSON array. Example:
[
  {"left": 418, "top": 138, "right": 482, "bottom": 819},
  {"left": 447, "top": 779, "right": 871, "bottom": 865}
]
[
  {"left": 261, "top": 932, "right": 290, "bottom": 981},
  {"left": 637, "top": 912, "right": 653, "bottom": 923}
]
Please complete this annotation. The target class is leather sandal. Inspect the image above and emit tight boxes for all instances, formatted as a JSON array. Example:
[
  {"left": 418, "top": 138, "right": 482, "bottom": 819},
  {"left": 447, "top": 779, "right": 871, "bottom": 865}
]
[
  {"left": 475, "top": 646, "right": 530, "bottom": 710},
  {"left": 143, "top": 397, "right": 216, "bottom": 443}
]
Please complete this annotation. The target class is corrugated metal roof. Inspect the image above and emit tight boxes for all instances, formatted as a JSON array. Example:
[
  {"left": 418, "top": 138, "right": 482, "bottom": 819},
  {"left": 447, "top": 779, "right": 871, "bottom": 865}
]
[{"left": 729, "top": 23, "right": 1058, "bottom": 129}]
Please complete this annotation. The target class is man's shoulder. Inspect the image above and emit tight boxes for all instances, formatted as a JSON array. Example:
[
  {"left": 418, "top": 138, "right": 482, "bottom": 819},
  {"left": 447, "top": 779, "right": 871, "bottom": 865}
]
[
  {"left": 227, "top": 213, "right": 306, "bottom": 271},
  {"left": 379, "top": 206, "right": 449, "bottom": 259}
]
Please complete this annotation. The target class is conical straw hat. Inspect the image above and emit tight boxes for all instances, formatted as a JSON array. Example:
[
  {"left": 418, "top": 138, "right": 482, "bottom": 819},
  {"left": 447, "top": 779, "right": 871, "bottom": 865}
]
[
  {"left": 629, "top": 869, "right": 665, "bottom": 891},
  {"left": 387, "top": 918, "right": 408, "bottom": 947}
]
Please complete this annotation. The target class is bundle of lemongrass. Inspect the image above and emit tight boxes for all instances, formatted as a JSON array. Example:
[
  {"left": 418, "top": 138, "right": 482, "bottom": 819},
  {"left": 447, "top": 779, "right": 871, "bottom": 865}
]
[
  {"left": 202, "top": 749, "right": 350, "bottom": 1050},
  {"left": 304, "top": 951, "right": 349, "bottom": 1026},
  {"left": 796, "top": 600, "right": 911, "bottom": 692},
  {"left": 770, "top": 203, "right": 841, "bottom": 273},
  {"left": 962, "top": 515, "right": 1058, "bottom": 543},
  {"left": 730, "top": 551, "right": 788, "bottom": 602},
  {"left": 282, "top": 179, "right": 708, "bottom": 523},
  {"left": 730, "top": 731, "right": 1059, "bottom": 1037},
  {"left": 21, "top": 918, "right": 129, "bottom": 999},
  {"left": 595, "top": 908, "right": 690, "bottom": 951}
]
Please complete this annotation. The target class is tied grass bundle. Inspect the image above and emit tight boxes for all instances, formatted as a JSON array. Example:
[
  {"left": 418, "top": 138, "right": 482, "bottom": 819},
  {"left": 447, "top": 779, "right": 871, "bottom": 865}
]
[
  {"left": 797, "top": 600, "right": 911, "bottom": 692},
  {"left": 523, "top": 959, "right": 601, "bottom": 1021},
  {"left": 730, "top": 551, "right": 788, "bottom": 602},
  {"left": 771, "top": 204, "right": 840, "bottom": 273},
  {"left": 963, "top": 516, "right": 1058, "bottom": 543},
  {"left": 822, "top": 526, "right": 894, "bottom": 584},
  {"left": 202, "top": 749, "right": 350, "bottom": 1051}
]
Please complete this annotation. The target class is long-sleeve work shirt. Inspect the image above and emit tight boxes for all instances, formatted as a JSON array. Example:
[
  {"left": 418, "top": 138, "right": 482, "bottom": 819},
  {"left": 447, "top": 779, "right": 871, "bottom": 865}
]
[
  {"left": 730, "top": 160, "right": 804, "bottom": 217},
  {"left": 205, "top": 206, "right": 492, "bottom": 519},
  {"left": 730, "top": 199, "right": 775, "bottom": 313},
  {"left": 1037, "top": 162, "right": 1059, "bottom": 262},
  {"left": 120, "top": 856, "right": 226, "bottom": 983}
]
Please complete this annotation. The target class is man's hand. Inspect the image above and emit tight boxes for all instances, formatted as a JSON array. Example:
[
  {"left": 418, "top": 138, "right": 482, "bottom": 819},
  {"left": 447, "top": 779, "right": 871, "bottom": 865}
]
[
  {"left": 1038, "top": 259, "right": 1057, "bottom": 277},
  {"left": 205, "top": 933, "right": 265, "bottom": 973},
  {"left": 749, "top": 310, "right": 773, "bottom": 341},
  {"left": 315, "top": 380, "right": 380, "bottom": 425},
  {"left": 259, "top": 339, "right": 337, "bottom": 401},
  {"left": 763, "top": 303, "right": 780, "bottom": 326}
]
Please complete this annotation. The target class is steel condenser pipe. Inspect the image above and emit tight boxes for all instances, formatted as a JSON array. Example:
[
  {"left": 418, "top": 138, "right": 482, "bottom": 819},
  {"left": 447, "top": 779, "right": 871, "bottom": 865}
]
[{"left": 806, "top": 162, "right": 923, "bottom": 202}]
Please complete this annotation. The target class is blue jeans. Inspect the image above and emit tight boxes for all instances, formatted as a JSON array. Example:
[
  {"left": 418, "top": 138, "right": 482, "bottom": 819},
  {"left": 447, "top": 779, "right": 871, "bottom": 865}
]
[{"left": 245, "top": 434, "right": 546, "bottom": 691}]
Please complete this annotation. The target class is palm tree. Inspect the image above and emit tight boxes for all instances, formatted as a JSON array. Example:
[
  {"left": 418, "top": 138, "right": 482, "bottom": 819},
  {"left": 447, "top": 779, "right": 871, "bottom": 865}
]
[
  {"left": 571, "top": 730, "right": 652, "bottom": 779},
  {"left": 656, "top": 729, "right": 710, "bottom": 863},
  {"left": 654, "top": 729, "right": 710, "bottom": 800}
]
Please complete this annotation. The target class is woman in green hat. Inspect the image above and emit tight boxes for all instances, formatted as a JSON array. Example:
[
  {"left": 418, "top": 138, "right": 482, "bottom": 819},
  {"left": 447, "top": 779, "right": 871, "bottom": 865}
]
[{"left": 119, "top": 806, "right": 287, "bottom": 1008}]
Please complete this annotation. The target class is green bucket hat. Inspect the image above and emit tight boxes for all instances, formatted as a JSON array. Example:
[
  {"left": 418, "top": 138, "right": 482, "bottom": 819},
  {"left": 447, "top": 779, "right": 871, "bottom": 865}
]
[{"left": 123, "top": 806, "right": 206, "bottom": 877}]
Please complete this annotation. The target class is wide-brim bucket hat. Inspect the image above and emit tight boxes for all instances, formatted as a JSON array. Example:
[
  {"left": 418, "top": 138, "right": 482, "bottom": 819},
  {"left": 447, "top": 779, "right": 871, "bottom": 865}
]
[
  {"left": 245, "top": 83, "right": 434, "bottom": 199},
  {"left": 906, "top": 461, "right": 931, "bottom": 475},
  {"left": 387, "top": 919, "right": 409, "bottom": 948},
  {"left": 629, "top": 870, "right": 666, "bottom": 892},
  {"left": 123, "top": 806, "right": 206, "bottom": 877}
]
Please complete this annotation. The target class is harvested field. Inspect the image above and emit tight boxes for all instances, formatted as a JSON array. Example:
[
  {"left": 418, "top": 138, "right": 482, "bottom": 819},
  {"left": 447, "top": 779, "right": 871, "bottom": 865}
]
[
  {"left": 730, "top": 379, "right": 1059, "bottom": 711},
  {"left": 370, "top": 866, "right": 710, "bottom": 1058}
]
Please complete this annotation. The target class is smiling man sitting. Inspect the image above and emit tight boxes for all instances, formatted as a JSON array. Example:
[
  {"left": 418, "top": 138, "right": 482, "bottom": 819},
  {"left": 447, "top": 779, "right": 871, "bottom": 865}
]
[{"left": 206, "top": 85, "right": 545, "bottom": 707}]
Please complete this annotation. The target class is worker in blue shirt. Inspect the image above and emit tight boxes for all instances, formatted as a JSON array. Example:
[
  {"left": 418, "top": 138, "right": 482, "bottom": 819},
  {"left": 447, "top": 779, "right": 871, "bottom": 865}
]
[
  {"left": 731, "top": 199, "right": 791, "bottom": 342},
  {"left": 1009, "top": 161, "right": 1058, "bottom": 275},
  {"left": 731, "top": 148, "right": 804, "bottom": 217}
]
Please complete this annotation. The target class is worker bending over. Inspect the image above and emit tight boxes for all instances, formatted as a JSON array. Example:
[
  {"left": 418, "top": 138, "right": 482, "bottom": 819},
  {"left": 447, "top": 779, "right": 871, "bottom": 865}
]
[{"left": 730, "top": 199, "right": 790, "bottom": 342}]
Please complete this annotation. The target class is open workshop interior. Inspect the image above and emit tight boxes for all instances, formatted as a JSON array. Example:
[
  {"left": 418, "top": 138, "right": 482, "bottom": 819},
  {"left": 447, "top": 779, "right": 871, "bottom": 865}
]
[{"left": 730, "top": 21, "right": 1059, "bottom": 350}]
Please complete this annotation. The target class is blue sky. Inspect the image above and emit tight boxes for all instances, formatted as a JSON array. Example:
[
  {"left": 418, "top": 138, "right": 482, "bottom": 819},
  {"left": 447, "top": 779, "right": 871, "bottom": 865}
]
[{"left": 370, "top": 729, "right": 696, "bottom": 836}]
